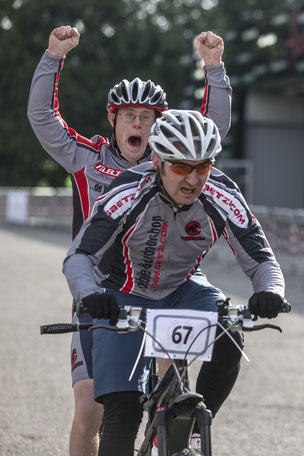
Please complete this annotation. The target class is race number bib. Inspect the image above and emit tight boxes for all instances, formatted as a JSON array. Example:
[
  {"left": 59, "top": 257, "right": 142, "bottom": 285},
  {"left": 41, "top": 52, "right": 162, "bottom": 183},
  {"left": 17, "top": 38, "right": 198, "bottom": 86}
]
[{"left": 144, "top": 309, "right": 218, "bottom": 361}]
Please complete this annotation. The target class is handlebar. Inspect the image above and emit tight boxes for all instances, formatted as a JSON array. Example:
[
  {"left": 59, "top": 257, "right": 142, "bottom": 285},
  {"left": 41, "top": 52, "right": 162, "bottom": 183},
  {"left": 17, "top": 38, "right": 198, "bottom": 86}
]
[
  {"left": 215, "top": 298, "right": 291, "bottom": 333},
  {"left": 40, "top": 322, "right": 92, "bottom": 335},
  {"left": 40, "top": 299, "right": 291, "bottom": 335}
]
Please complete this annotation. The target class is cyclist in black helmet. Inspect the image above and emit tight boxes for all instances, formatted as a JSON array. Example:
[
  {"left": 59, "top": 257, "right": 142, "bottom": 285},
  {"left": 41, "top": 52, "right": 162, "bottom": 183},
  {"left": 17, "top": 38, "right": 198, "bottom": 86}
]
[
  {"left": 28, "top": 25, "right": 232, "bottom": 456},
  {"left": 106, "top": 77, "right": 167, "bottom": 167}
]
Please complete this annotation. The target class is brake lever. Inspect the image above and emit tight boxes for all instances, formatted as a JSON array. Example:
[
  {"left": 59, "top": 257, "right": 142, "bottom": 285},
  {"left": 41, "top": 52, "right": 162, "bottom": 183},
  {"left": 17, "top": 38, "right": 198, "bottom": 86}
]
[{"left": 244, "top": 323, "right": 282, "bottom": 333}]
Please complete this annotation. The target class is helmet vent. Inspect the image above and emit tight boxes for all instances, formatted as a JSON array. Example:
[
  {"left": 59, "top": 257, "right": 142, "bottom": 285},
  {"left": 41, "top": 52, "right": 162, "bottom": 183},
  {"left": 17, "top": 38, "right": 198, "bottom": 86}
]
[
  {"left": 111, "top": 92, "right": 119, "bottom": 103},
  {"left": 206, "top": 137, "right": 216, "bottom": 156},
  {"left": 121, "top": 84, "right": 129, "bottom": 102},
  {"left": 141, "top": 81, "right": 152, "bottom": 101},
  {"left": 131, "top": 82, "right": 138, "bottom": 102}
]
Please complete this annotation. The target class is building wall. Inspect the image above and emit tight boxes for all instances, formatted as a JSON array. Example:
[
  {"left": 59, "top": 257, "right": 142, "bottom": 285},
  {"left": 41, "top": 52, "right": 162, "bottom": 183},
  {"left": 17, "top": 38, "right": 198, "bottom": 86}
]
[{"left": 244, "top": 91, "right": 304, "bottom": 208}]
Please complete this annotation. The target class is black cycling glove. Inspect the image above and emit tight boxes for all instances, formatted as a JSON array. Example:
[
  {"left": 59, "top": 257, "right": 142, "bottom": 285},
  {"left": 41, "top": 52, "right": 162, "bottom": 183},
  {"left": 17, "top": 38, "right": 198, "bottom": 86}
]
[
  {"left": 81, "top": 292, "right": 120, "bottom": 325},
  {"left": 248, "top": 291, "right": 284, "bottom": 319}
]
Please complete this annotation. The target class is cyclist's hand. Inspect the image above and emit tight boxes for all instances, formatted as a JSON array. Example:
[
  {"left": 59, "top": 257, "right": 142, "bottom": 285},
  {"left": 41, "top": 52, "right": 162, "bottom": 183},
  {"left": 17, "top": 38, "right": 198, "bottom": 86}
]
[
  {"left": 48, "top": 25, "right": 80, "bottom": 58},
  {"left": 249, "top": 291, "right": 285, "bottom": 319},
  {"left": 195, "top": 31, "right": 224, "bottom": 66},
  {"left": 81, "top": 293, "right": 120, "bottom": 325}
]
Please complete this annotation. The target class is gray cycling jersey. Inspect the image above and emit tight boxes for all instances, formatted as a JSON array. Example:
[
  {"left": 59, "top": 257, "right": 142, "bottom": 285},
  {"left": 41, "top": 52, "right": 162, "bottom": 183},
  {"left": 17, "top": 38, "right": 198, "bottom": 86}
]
[
  {"left": 63, "top": 163, "right": 285, "bottom": 302},
  {"left": 27, "top": 51, "right": 232, "bottom": 238}
]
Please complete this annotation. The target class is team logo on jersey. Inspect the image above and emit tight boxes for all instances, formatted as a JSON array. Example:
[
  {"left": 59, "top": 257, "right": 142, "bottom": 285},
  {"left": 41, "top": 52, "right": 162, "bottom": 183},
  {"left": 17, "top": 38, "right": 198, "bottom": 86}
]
[
  {"left": 135, "top": 215, "right": 167, "bottom": 290},
  {"left": 105, "top": 176, "right": 153, "bottom": 218},
  {"left": 95, "top": 163, "right": 123, "bottom": 178},
  {"left": 182, "top": 222, "right": 205, "bottom": 241},
  {"left": 185, "top": 222, "right": 201, "bottom": 235},
  {"left": 204, "top": 182, "right": 248, "bottom": 227}
]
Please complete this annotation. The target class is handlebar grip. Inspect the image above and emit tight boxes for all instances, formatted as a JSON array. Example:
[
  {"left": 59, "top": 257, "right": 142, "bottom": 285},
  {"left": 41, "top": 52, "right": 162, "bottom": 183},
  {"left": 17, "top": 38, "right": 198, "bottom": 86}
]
[
  {"left": 280, "top": 301, "right": 291, "bottom": 313},
  {"left": 40, "top": 323, "right": 78, "bottom": 334}
]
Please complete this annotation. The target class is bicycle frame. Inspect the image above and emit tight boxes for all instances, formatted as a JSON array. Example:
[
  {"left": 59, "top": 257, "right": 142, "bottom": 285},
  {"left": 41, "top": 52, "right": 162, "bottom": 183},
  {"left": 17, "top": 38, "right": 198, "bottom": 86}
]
[
  {"left": 40, "top": 298, "right": 291, "bottom": 456},
  {"left": 136, "top": 359, "right": 212, "bottom": 456}
]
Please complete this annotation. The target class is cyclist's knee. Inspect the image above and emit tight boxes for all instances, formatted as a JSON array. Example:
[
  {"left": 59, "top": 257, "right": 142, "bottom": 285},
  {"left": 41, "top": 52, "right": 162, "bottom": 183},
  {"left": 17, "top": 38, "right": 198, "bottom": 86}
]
[
  {"left": 99, "top": 391, "right": 143, "bottom": 455},
  {"left": 101, "top": 391, "right": 143, "bottom": 433},
  {"left": 73, "top": 379, "right": 103, "bottom": 432},
  {"left": 156, "top": 358, "right": 172, "bottom": 378},
  {"left": 213, "top": 329, "right": 244, "bottom": 369}
]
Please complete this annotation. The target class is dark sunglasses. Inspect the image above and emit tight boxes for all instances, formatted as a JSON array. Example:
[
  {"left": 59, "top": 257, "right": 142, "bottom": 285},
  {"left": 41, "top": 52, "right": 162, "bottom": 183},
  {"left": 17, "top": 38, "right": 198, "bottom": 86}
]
[{"left": 163, "top": 159, "right": 213, "bottom": 176}]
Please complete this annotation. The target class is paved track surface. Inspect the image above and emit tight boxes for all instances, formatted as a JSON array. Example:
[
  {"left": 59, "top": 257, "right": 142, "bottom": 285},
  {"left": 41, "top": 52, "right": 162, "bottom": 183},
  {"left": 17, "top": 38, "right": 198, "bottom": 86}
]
[{"left": 0, "top": 224, "right": 303, "bottom": 455}]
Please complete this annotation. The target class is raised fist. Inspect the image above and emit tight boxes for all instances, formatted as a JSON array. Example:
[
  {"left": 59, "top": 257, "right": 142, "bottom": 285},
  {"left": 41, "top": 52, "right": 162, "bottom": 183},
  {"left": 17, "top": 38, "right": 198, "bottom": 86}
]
[
  {"left": 195, "top": 31, "right": 224, "bottom": 66},
  {"left": 48, "top": 25, "right": 80, "bottom": 58}
]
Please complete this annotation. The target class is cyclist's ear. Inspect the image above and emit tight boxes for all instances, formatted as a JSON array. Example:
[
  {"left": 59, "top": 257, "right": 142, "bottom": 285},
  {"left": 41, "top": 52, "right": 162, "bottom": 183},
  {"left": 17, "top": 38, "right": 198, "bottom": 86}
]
[
  {"left": 107, "top": 111, "right": 115, "bottom": 127},
  {"left": 152, "top": 153, "right": 160, "bottom": 169}
]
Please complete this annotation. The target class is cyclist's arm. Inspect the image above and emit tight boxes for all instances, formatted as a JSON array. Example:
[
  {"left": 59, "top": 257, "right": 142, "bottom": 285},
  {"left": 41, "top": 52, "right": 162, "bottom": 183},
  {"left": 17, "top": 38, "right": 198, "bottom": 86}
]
[
  {"left": 201, "top": 64, "right": 231, "bottom": 140},
  {"left": 64, "top": 252, "right": 103, "bottom": 303},
  {"left": 63, "top": 210, "right": 122, "bottom": 302},
  {"left": 63, "top": 169, "right": 142, "bottom": 302},
  {"left": 27, "top": 51, "right": 107, "bottom": 173},
  {"left": 196, "top": 31, "right": 231, "bottom": 140},
  {"left": 223, "top": 197, "right": 285, "bottom": 298}
]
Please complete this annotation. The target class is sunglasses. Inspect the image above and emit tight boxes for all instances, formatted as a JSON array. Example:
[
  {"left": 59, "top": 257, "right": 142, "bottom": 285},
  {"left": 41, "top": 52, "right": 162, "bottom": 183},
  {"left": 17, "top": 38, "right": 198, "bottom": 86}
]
[{"left": 162, "top": 160, "right": 213, "bottom": 176}]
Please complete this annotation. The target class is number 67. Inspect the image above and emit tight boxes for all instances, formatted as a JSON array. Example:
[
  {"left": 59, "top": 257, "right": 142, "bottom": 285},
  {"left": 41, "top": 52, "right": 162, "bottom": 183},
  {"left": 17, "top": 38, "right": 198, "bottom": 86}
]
[{"left": 172, "top": 326, "right": 193, "bottom": 344}]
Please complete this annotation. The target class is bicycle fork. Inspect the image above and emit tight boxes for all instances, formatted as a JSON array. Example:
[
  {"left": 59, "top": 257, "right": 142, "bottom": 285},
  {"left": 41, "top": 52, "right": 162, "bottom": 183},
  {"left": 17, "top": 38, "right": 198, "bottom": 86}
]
[{"left": 155, "top": 392, "right": 212, "bottom": 456}]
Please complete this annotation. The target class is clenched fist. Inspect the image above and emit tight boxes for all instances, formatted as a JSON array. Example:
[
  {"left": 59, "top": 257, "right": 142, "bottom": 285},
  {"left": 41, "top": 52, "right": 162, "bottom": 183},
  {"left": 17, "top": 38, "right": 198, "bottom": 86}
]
[
  {"left": 81, "top": 292, "right": 120, "bottom": 325},
  {"left": 195, "top": 31, "right": 224, "bottom": 66},
  {"left": 48, "top": 25, "right": 80, "bottom": 58}
]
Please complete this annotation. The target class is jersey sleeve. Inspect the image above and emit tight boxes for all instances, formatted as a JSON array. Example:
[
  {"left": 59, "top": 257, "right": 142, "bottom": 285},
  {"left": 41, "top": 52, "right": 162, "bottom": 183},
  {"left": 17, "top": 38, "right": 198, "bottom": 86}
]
[
  {"left": 200, "top": 63, "right": 232, "bottom": 140},
  {"left": 27, "top": 51, "right": 108, "bottom": 173},
  {"left": 63, "top": 169, "right": 142, "bottom": 301},
  {"left": 63, "top": 209, "right": 123, "bottom": 302},
  {"left": 223, "top": 192, "right": 285, "bottom": 298}
]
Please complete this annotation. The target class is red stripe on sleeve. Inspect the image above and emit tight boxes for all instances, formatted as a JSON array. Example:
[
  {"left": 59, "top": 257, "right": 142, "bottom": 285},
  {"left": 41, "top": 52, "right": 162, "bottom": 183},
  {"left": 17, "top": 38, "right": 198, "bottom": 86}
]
[
  {"left": 223, "top": 228, "right": 236, "bottom": 255},
  {"left": 73, "top": 167, "right": 90, "bottom": 221},
  {"left": 208, "top": 217, "right": 218, "bottom": 247},
  {"left": 53, "top": 59, "right": 65, "bottom": 118},
  {"left": 52, "top": 59, "right": 107, "bottom": 152},
  {"left": 185, "top": 255, "right": 203, "bottom": 280},
  {"left": 200, "top": 69, "right": 209, "bottom": 116},
  {"left": 120, "top": 216, "right": 142, "bottom": 293},
  {"left": 66, "top": 127, "right": 104, "bottom": 151}
]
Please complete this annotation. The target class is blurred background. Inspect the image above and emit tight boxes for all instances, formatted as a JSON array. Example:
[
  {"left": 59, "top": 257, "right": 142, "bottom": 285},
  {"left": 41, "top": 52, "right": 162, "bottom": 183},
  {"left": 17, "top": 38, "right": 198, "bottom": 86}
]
[
  {"left": 1, "top": 3, "right": 303, "bottom": 453},
  {"left": 1, "top": 0, "right": 304, "bottom": 271}
]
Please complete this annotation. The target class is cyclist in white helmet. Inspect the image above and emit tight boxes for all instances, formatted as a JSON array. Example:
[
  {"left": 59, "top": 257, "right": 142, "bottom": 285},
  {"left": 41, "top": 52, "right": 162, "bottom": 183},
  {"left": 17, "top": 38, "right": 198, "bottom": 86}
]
[
  {"left": 63, "top": 110, "right": 285, "bottom": 456},
  {"left": 28, "top": 25, "right": 232, "bottom": 456},
  {"left": 149, "top": 109, "right": 221, "bottom": 161}
]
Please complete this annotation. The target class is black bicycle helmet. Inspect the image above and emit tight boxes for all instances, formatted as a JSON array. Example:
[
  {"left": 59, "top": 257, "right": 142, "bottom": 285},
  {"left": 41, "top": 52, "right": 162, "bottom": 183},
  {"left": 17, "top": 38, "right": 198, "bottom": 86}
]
[{"left": 107, "top": 77, "right": 168, "bottom": 113}]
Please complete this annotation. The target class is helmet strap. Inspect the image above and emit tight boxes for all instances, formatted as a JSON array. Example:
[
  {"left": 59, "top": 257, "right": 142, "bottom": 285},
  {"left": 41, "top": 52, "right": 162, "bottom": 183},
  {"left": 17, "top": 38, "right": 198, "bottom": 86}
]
[{"left": 156, "top": 170, "right": 183, "bottom": 212}]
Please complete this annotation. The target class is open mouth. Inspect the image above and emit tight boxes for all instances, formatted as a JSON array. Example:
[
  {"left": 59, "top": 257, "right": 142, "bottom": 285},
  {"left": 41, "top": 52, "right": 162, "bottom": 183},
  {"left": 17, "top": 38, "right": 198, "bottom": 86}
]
[
  {"left": 181, "top": 187, "right": 196, "bottom": 195},
  {"left": 128, "top": 136, "right": 142, "bottom": 147}
]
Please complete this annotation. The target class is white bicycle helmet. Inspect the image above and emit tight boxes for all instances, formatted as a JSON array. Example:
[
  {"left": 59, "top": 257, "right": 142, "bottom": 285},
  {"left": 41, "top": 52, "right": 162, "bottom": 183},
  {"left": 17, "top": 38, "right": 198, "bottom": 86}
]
[
  {"left": 149, "top": 109, "right": 222, "bottom": 161},
  {"left": 107, "top": 77, "right": 168, "bottom": 113}
]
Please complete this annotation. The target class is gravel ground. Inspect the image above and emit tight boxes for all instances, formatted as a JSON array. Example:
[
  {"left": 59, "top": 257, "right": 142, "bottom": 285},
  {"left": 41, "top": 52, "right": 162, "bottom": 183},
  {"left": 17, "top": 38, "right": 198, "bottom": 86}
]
[{"left": 0, "top": 224, "right": 303, "bottom": 455}]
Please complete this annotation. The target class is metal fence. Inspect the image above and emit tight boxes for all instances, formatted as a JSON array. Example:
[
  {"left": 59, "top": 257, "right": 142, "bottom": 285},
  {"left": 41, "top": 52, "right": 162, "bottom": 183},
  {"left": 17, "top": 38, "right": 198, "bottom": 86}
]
[
  {"left": 1, "top": 187, "right": 303, "bottom": 274},
  {"left": 251, "top": 205, "right": 304, "bottom": 274}
]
